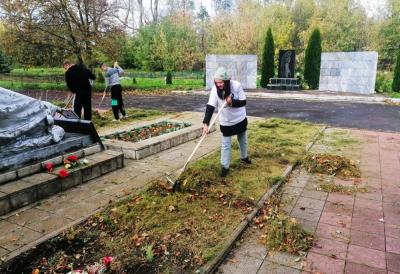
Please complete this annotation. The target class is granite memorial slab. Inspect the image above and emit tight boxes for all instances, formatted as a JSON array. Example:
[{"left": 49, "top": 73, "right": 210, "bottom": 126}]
[
  {"left": 205, "top": 54, "right": 257, "bottom": 89},
  {"left": 318, "top": 51, "right": 378, "bottom": 94}
]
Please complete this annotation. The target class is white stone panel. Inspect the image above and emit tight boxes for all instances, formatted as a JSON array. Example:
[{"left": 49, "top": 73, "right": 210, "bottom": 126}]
[
  {"left": 206, "top": 55, "right": 257, "bottom": 89},
  {"left": 319, "top": 51, "right": 378, "bottom": 94}
]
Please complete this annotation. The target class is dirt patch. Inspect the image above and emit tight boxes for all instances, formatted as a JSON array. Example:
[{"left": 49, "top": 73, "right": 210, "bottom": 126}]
[{"left": 303, "top": 154, "right": 361, "bottom": 179}]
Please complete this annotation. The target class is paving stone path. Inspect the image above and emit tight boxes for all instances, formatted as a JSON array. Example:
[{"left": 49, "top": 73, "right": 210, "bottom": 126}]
[{"left": 219, "top": 128, "right": 400, "bottom": 274}]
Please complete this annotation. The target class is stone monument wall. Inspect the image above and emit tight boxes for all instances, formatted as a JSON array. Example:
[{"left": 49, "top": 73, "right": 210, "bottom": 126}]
[
  {"left": 319, "top": 51, "right": 378, "bottom": 94},
  {"left": 205, "top": 55, "right": 257, "bottom": 89}
]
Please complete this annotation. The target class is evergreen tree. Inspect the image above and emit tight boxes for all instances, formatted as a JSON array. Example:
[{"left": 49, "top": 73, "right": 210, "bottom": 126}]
[
  {"left": 0, "top": 49, "right": 11, "bottom": 74},
  {"left": 260, "top": 27, "right": 275, "bottom": 88},
  {"left": 304, "top": 28, "right": 322, "bottom": 89},
  {"left": 166, "top": 71, "right": 173, "bottom": 84},
  {"left": 392, "top": 48, "right": 400, "bottom": 92}
]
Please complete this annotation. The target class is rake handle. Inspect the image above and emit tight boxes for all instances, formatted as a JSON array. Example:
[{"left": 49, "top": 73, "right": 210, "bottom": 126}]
[{"left": 182, "top": 100, "right": 227, "bottom": 170}]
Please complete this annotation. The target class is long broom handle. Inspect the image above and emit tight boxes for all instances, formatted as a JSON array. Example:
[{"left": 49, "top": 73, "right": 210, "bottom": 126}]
[{"left": 182, "top": 100, "right": 227, "bottom": 170}]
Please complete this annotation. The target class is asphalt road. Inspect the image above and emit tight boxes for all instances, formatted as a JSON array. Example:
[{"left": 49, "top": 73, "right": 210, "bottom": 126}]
[
  {"left": 114, "top": 94, "right": 400, "bottom": 133},
  {"left": 21, "top": 90, "right": 400, "bottom": 132}
]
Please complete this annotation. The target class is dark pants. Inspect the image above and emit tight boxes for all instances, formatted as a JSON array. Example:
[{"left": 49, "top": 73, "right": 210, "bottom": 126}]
[
  {"left": 73, "top": 92, "right": 92, "bottom": 120},
  {"left": 111, "top": 84, "right": 125, "bottom": 119}
]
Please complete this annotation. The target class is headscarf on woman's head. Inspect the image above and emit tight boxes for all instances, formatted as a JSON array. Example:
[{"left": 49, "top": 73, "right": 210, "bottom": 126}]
[{"left": 213, "top": 67, "right": 231, "bottom": 99}]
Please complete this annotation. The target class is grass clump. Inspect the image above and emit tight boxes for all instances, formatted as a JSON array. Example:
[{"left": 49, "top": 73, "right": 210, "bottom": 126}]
[
  {"left": 259, "top": 193, "right": 314, "bottom": 255},
  {"left": 264, "top": 214, "right": 314, "bottom": 254},
  {"left": 318, "top": 182, "right": 369, "bottom": 195},
  {"left": 303, "top": 153, "right": 361, "bottom": 179}
]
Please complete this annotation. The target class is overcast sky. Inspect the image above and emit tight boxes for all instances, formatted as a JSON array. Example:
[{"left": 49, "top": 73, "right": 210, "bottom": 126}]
[{"left": 191, "top": 0, "right": 388, "bottom": 17}]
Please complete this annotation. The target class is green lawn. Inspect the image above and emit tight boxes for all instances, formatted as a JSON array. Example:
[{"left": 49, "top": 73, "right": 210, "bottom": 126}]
[{"left": 0, "top": 77, "right": 204, "bottom": 92}]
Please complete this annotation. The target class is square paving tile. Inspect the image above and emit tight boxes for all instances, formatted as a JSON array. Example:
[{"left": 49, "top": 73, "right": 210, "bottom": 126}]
[
  {"left": 357, "top": 189, "right": 383, "bottom": 201},
  {"left": 291, "top": 206, "right": 322, "bottom": 223},
  {"left": 316, "top": 222, "right": 350, "bottom": 243},
  {"left": 352, "top": 208, "right": 383, "bottom": 220},
  {"left": 351, "top": 216, "right": 385, "bottom": 235},
  {"left": 383, "top": 193, "right": 400, "bottom": 204},
  {"left": 386, "top": 236, "right": 400, "bottom": 255},
  {"left": 344, "top": 261, "right": 387, "bottom": 274},
  {"left": 300, "top": 189, "right": 328, "bottom": 201},
  {"left": 218, "top": 253, "right": 263, "bottom": 274},
  {"left": 25, "top": 214, "right": 72, "bottom": 234},
  {"left": 385, "top": 224, "right": 400, "bottom": 239},
  {"left": 234, "top": 232, "right": 267, "bottom": 260},
  {"left": 266, "top": 251, "right": 303, "bottom": 270},
  {"left": 295, "top": 197, "right": 325, "bottom": 211},
  {"left": 324, "top": 201, "right": 353, "bottom": 217},
  {"left": 347, "top": 244, "right": 386, "bottom": 269},
  {"left": 0, "top": 224, "right": 42, "bottom": 252},
  {"left": 325, "top": 195, "right": 354, "bottom": 207},
  {"left": 258, "top": 260, "right": 301, "bottom": 274},
  {"left": 354, "top": 197, "right": 383, "bottom": 211},
  {"left": 295, "top": 218, "right": 318, "bottom": 233},
  {"left": 303, "top": 252, "right": 345, "bottom": 274},
  {"left": 319, "top": 211, "right": 352, "bottom": 229},
  {"left": 350, "top": 230, "right": 385, "bottom": 251},
  {"left": 281, "top": 186, "right": 303, "bottom": 197},
  {"left": 386, "top": 252, "right": 400, "bottom": 272},
  {"left": 310, "top": 237, "right": 348, "bottom": 260}
]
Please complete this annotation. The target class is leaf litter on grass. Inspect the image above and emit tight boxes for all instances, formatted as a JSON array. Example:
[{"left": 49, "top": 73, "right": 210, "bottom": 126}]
[
  {"left": 0, "top": 118, "right": 322, "bottom": 273},
  {"left": 303, "top": 153, "right": 361, "bottom": 179},
  {"left": 258, "top": 192, "right": 314, "bottom": 255}
]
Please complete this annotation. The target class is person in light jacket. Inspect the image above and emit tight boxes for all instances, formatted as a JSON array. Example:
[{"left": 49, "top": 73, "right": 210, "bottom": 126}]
[
  {"left": 202, "top": 67, "right": 251, "bottom": 177},
  {"left": 100, "top": 62, "right": 127, "bottom": 121}
]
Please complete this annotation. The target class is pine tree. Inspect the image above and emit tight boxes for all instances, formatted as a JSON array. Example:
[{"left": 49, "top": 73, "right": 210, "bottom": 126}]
[
  {"left": 0, "top": 49, "right": 11, "bottom": 74},
  {"left": 304, "top": 28, "right": 322, "bottom": 89},
  {"left": 166, "top": 71, "right": 172, "bottom": 85},
  {"left": 260, "top": 27, "right": 275, "bottom": 88},
  {"left": 392, "top": 48, "right": 400, "bottom": 92}
]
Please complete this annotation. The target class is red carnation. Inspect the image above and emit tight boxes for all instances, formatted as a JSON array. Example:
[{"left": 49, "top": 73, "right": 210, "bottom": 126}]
[
  {"left": 67, "top": 155, "right": 78, "bottom": 162},
  {"left": 102, "top": 256, "right": 113, "bottom": 267},
  {"left": 58, "top": 169, "right": 69, "bottom": 178},
  {"left": 44, "top": 162, "right": 53, "bottom": 172}
]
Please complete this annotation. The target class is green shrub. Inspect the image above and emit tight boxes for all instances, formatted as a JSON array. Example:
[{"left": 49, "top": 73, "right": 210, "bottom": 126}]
[
  {"left": 392, "top": 48, "right": 400, "bottom": 92},
  {"left": 375, "top": 71, "right": 393, "bottom": 93},
  {"left": 260, "top": 27, "right": 275, "bottom": 88},
  {"left": 96, "top": 70, "right": 105, "bottom": 84},
  {"left": 0, "top": 49, "right": 12, "bottom": 74},
  {"left": 304, "top": 29, "right": 322, "bottom": 89}
]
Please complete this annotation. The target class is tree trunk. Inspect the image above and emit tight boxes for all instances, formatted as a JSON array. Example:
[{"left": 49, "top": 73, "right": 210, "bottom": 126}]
[{"left": 138, "top": 0, "right": 143, "bottom": 28}]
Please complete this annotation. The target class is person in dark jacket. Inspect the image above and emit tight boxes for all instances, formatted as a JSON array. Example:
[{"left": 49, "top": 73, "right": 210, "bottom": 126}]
[{"left": 63, "top": 61, "right": 96, "bottom": 120}]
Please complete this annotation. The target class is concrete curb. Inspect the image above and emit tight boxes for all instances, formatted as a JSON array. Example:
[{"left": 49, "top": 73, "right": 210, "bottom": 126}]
[
  {"left": 172, "top": 90, "right": 389, "bottom": 104},
  {"left": 198, "top": 125, "right": 327, "bottom": 274}
]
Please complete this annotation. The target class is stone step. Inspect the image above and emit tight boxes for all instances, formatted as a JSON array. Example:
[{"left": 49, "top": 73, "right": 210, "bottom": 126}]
[
  {"left": 0, "top": 133, "right": 96, "bottom": 172},
  {"left": 0, "top": 150, "right": 123, "bottom": 216},
  {"left": 0, "top": 144, "right": 103, "bottom": 186}
]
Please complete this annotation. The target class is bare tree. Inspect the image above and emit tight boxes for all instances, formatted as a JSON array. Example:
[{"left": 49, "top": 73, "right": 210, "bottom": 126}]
[{"left": 0, "top": 0, "right": 120, "bottom": 64}]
